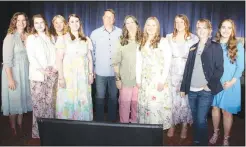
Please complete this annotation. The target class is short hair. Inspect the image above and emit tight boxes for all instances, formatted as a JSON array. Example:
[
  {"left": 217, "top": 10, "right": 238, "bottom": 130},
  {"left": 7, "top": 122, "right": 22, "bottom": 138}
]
[
  {"left": 104, "top": 9, "right": 115, "bottom": 16},
  {"left": 196, "top": 18, "right": 212, "bottom": 30}
]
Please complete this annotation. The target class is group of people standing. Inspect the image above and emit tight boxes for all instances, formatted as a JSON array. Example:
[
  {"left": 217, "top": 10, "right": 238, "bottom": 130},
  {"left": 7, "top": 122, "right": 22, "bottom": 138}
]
[{"left": 1, "top": 8, "right": 244, "bottom": 146}]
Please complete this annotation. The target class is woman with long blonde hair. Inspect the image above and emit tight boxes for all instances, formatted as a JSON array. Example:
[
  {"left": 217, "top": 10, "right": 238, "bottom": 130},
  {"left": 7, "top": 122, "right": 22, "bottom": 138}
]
[
  {"left": 209, "top": 19, "right": 244, "bottom": 146},
  {"left": 136, "top": 17, "right": 172, "bottom": 129},
  {"left": 49, "top": 15, "right": 68, "bottom": 115},
  {"left": 50, "top": 15, "right": 68, "bottom": 43},
  {"left": 1, "top": 12, "right": 32, "bottom": 136},
  {"left": 166, "top": 14, "right": 199, "bottom": 139}
]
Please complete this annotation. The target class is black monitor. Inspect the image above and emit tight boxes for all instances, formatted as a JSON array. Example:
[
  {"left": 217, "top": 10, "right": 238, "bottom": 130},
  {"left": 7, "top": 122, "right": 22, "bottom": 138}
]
[{"left": 37, "top": 118, "right": 163, "bottom": 146}]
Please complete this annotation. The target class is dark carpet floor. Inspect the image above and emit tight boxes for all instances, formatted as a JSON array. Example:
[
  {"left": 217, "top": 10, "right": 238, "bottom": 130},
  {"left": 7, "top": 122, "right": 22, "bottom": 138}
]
[{"left": 0, "top": 111, "right": 244, "bottom": 146}]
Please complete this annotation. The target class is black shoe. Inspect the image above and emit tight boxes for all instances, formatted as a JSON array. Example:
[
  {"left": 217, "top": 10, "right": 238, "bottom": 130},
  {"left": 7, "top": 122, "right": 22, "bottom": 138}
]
[{"left": 192, "top": 142, "right": 200, "bottom": 146}]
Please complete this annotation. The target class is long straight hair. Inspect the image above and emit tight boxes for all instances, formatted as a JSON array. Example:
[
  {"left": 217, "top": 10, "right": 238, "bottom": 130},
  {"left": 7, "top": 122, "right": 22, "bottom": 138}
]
[
  {"left": 67, "top": 14, "right": 87, "bottom": 41},
  {"left": 172, "top": 14, "right": 191, "bottom": 40},
  {"left": 30, "top": 14, "right": 51, "bottom": 38},
  {"left": 140, "top": 17, "right": 161, "bottom": 50}
]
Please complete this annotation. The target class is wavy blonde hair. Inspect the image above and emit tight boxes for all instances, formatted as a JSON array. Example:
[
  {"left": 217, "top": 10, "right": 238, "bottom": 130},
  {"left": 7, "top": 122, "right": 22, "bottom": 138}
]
[
  {"left": 7, "top": 12, "right": 30, "bottom": 34},
  {"left": 172, "top": 14, "right": 191, "bottom": 40},
  {"left": 120, "top": 15, "right": 142, "bottom": 46},
  {"left": 215, "top": 19, "right": 238, "bottom": 64},
  {"left": 30, "top": 14, "right": 51, "bottom": 38},
  {"left": 140, "top": 17, "right": 161, "bottom": 50},
  {"left": 50, "top": 15, "right": 68, "bottom": 37},
  {"left": 67, "top": 14, "right": 87, "bottom": 41}
]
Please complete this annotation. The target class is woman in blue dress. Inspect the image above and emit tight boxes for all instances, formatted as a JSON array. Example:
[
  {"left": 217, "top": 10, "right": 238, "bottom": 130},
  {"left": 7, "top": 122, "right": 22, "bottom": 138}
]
[
  {"left": 209, "top": 19, "right": 245, "bottom": 146},
  {"left": 1, "top": 12, "right": 32, "bottom": 136}
]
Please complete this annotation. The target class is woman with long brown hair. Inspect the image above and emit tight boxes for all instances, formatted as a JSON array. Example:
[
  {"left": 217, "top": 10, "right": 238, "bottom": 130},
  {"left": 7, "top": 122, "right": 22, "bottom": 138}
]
[
  {"left": 209, "top": 19, "right": 244, "bottom": 146},
  {"left": 112, "top": 15, "right": 142, "bottom": 123},
  {"left": 136, "top": 17, "right": 172, "bottom": 129},
  {"left": 55, "top": 14, "right": 94, "bottom": 121},
  {"left": 166, "top": 14, "right": 199, "bottom": 139},
  {"left": 1, "top": 12, "right": 32, "bottom": 136},
  {"left": 26, "top": 14, "right": 57, "bottom": 138}
]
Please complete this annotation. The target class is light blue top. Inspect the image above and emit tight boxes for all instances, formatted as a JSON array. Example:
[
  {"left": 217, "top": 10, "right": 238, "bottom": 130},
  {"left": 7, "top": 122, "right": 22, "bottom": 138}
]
[
  {"left": 90, "top": 26, "right": 122, "bottom": 76},
  {"left": 1, "top": 32, "right": 32, "bottom": 115}
]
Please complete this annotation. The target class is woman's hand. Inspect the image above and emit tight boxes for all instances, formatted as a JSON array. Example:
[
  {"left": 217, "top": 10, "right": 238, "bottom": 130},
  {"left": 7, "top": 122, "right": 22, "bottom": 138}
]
[
  {"left": 116, "top": 80, "right": 122, "bottom": 89},
  {"left": 58, "top": 78, "right": 66, "bottom": 88},
  {"left": 8, "top": 79, "right": 16, "bottom": 90},
  {"left": 180, "top": 92, "right": 186, "bottom": 98},
  {"left": 39, "top": 68, "right": 52, "bottom": 76},
  {"left": 137, "top": 83, "right": 141, "bottom": 89},
  {"left": 89, "top": 75, "right": 94, "bottom": 85},
  {"left": 157, "top": 83, "right": 165, "bottom": 92},
  {"left": 223, "top": 80, "right": 236, "bottom": 90}
]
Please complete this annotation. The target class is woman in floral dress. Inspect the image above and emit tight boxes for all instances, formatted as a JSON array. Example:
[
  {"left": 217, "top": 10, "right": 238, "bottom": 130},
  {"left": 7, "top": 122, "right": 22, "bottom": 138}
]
[
  {"left": 55, "top": 14, "right": 94, "bottom": 121},
  {"left": 136, "top": 17, "right": 172, "bottom": 130},
  {"left": 166, "top": 14, "right": 199, "bottom": 138},
  {"left": 26, "top": 14, "right": 57, "bottom": 138}
]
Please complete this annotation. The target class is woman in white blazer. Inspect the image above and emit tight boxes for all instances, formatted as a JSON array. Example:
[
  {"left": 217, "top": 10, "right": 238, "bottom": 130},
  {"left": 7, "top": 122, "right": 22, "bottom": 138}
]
[{"left": 26, "top": 14, "right": 57, "bottom": 139}]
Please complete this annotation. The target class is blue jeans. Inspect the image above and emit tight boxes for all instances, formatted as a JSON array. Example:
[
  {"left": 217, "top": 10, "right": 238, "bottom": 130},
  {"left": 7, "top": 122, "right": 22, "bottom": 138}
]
[
  {"left": 188, "top": 90, "right": 213, "bottom": 146},
  {"left": 95, "top": 74, "right": 118, "bottom": 121}
]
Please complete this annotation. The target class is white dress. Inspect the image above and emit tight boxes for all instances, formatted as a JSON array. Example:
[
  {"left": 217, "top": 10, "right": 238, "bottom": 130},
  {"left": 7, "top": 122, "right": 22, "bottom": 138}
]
[
  {"left": 136, "top": 38, "right": 172, "bottom": 130},
  {"left": 166, "top": 33, "right": 199, "bottom": 125}
]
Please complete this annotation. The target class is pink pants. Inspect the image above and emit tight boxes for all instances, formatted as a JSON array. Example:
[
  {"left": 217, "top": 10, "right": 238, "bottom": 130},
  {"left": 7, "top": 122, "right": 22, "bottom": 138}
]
[{"left": 119, "top": 86, "right": 138, "bottom": 123}]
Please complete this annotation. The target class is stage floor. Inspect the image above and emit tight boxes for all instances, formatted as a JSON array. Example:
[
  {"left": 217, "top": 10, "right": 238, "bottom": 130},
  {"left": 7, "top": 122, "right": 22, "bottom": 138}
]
[{"left": 0, "top": 112, "right": 244, "bottom": 146}]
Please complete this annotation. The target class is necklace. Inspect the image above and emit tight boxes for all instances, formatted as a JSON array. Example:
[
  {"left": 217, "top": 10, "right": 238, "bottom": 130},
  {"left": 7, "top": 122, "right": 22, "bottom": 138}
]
[{"left": 20, "top": 33, "right": 26, "bottom": 47}]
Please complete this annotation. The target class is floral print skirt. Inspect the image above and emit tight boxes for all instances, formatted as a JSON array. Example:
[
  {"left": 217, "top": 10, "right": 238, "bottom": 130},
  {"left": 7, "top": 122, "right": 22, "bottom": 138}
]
[{"left": 30, "top": 68, "right": 58, "bottom": 138}]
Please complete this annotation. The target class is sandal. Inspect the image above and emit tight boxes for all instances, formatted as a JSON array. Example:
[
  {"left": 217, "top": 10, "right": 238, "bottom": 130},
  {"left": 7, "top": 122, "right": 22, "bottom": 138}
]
[
  {"left": 180, "top": 125, "right": 188, "bottom": 139},
  {"left": 209, "top": 129, "right": 219, "bottom": 144},
  {"left": 223, "top": 136, "right": 230, "bottom": 146},
  {"left": 11, "top": 128, "right": 17, "bottom": 136},
  {"left": 167, "top": 127, "right": 175, "bottom": 137}
]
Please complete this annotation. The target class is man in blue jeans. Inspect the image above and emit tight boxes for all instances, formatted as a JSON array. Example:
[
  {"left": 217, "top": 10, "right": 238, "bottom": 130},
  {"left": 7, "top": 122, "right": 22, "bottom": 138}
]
[
  {"left": 90, "top": 9, "right": 122, "bottom": 122},
  {"left": 180, "top": 19, "right": 224, "bottom": 145}
]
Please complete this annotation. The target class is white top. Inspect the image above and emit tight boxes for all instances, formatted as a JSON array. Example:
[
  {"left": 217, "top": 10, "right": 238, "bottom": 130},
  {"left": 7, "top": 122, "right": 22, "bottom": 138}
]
[
  {"left": 26, "top": 34, "right": 56, "bottom": 81},
  {"left": 136, "top": 38, "right": 172, "bottom": 84}
]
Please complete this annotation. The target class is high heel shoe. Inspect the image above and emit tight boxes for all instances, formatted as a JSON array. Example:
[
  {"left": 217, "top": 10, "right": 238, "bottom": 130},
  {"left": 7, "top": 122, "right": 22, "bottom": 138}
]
[
  {"left": 17, "top": 124, "right": 24, "bottom": 137},
  {"left": 223, "top": 136, "right": 230, "bottom": 146},
  {"left": 11, "top": 128, "right": 17, "bottom": 136},
  {"left": 167, "top": 127, "right": 175, "bottom": 137},
  {"left": 180, "top": 126, "right": 188, "bottom": 139},
  {"left": 209, "top": 129, "right": 219, "bottom": 144}
]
